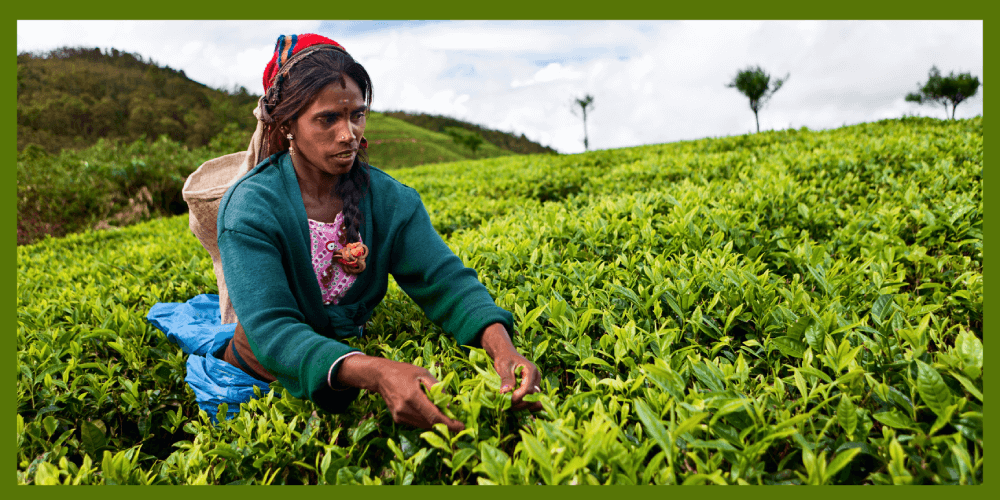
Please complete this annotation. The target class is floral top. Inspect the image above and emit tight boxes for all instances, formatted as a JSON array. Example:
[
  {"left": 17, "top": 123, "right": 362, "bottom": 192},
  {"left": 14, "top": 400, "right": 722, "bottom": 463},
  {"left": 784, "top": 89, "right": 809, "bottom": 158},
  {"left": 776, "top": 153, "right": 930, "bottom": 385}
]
[{"left": 308, "top": 213, "right": 359, "bottom": 305}]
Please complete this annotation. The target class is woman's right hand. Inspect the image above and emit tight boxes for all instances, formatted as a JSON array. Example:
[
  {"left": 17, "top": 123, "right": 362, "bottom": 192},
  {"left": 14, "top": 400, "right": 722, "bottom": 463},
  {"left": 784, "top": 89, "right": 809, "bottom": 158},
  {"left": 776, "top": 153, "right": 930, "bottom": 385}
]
[{"left": 337, "top": 355, "right": 465, "bottom": 433}]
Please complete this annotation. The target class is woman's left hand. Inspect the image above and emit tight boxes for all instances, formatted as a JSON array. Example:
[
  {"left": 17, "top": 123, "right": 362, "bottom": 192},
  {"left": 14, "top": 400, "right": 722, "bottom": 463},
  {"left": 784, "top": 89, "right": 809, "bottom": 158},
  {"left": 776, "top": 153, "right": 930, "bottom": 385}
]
[
  {"left": 492, "top": 350, "right": 544, "bottom": 412},
  {"left": 478, "top": 323, "right": 544, "bottom": 412}
]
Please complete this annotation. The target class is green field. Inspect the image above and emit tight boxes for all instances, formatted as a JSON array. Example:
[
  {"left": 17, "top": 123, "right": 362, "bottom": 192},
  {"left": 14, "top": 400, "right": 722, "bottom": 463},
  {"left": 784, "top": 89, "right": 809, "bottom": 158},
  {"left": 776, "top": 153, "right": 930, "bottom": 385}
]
[{"left": 16, "top": 116, "right": 983, "bottom": 484}]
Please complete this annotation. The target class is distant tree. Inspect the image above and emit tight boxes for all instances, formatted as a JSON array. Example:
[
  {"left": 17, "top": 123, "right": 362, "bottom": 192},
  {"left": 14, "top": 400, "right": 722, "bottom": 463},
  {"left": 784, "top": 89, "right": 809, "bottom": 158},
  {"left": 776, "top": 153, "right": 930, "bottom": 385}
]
[
  {"left": 905, "top": 66, "right": 981, "bottom": 120},
  {"left": 727, "top": 66, "right": 788, "bottom": 133},
  {"left": 572, "top": 94, "right": 595, "bottom": 151}
]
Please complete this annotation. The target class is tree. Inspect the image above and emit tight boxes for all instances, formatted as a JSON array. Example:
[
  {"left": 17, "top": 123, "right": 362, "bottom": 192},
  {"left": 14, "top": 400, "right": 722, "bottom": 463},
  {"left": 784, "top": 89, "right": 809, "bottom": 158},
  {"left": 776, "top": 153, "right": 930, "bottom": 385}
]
[
  {"left": 905, "top": 66, "right": 981, "bottom": 120},
  {"left": 572, "top": 94, "right": 595, "bottom": 151},
  {"left": 444, "top": 127, "right": 484, "bottom": 154},
  {"left": 727, "top": 66, "right": 788, "bottom": 133}
]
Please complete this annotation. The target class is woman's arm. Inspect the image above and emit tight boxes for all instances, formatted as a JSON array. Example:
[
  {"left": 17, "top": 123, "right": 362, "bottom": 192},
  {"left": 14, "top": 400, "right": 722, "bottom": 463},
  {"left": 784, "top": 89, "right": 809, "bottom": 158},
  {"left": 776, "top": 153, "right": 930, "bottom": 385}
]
[
  {"left": 385, "top": 193, "right": 543, "bottom": 412},
  {"left": 387, "top": 195, "right": 515, "bottom": 346},
  {"left": 473, "top": 323, "right": 544, "bottom": 412}
]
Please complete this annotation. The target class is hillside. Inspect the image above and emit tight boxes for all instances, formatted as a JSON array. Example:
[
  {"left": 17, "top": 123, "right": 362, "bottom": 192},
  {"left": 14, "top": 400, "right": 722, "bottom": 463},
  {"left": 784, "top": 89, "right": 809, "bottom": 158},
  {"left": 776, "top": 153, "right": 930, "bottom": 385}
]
[
  {"left": 16, "top": 47, "right": 259, "bottom": 153},
  {"left": 17, "top": 117, "right": 983, "bottom": 484},
  {"left": 382, "top": 111, "right": 559, "bottom": 155},
  {"left": 364, "top": 112, "right": 519, "bottom": 169},
  {"left": 16, "top": 47, "right": 556, "bottom": 160}
]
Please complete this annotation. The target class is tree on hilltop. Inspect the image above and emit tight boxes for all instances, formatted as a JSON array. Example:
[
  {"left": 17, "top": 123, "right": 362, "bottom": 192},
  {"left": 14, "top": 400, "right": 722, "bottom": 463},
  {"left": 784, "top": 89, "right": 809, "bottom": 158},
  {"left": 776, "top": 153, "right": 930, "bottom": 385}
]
[
  {"left": 905, "top": 66, "right": 981, "bottom": 120},
  {"left": 727, "top": 66, "right": 788, "bottom": 133},
  {"left": 572, "top": 94, "right": 595, "bottom": 151}
]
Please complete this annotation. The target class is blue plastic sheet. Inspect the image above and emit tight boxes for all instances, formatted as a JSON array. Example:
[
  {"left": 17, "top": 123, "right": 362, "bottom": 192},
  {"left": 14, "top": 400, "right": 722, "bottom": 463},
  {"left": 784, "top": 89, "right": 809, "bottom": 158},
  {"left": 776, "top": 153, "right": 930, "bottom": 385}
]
[{"left": 147, "top": 294, "right": 270, "bottom": 420}]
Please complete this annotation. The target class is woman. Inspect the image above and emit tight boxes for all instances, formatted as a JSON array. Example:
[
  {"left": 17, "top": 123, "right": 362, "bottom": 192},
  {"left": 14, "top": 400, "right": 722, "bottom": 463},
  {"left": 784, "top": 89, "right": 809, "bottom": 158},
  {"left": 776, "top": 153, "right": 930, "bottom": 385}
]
[{"left": 211, "top": 34, "right": 541, "bottom": 432}]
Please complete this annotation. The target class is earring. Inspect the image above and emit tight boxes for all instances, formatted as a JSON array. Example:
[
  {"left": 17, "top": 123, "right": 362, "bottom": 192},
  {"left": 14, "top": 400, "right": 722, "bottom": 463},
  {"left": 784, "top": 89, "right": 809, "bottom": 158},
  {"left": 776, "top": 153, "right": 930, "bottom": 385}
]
[{"left": 286, "top": 133, "right": 295, "bottom": 155}]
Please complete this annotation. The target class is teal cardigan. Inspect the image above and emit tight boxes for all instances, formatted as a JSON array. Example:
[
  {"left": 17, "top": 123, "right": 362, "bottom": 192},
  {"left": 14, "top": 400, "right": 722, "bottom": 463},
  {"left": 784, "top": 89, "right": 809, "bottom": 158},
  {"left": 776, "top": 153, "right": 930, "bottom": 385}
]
[{"left": 217, "top": 152, "right": 514, "bottom": 413}]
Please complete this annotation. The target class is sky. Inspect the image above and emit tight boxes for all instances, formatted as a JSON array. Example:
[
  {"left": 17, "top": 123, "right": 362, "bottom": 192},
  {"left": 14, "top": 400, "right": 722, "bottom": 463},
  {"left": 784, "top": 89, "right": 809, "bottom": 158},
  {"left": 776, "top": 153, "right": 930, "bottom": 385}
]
[{"left": 16, "top": 20, "right": 984, "bottom": 154}]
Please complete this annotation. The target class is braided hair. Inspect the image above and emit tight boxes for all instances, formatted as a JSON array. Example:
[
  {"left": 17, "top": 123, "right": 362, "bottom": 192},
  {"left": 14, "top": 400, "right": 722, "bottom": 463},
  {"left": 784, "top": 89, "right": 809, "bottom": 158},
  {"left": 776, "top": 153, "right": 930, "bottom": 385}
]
[{"left": 257, "top": 47, "right": 373, "bottom": 245}]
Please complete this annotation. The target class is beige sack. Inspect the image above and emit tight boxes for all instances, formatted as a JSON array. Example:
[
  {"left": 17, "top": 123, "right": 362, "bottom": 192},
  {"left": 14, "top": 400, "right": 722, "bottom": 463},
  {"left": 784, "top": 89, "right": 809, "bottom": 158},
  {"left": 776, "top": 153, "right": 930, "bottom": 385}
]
[{"left": 182, "top": 106, "right": 266, "bottom": 324}]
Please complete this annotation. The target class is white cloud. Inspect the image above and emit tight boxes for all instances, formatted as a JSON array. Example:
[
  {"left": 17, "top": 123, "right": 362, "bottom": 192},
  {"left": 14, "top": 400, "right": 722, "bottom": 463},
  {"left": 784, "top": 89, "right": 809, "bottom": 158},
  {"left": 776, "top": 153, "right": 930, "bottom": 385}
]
[
  {"left": 511, "top": 62, "right": 583, "bottom": 88},
  {"left": 16, "top": 20, "right": 983, "bottom": 154}
]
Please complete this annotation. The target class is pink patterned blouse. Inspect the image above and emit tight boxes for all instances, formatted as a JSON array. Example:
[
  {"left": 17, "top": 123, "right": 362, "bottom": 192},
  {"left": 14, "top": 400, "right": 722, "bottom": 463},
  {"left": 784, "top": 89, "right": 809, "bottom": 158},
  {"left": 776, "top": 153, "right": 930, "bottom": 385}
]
[{"left": 308, "top": 213, "right": 360, "bottom": 305}]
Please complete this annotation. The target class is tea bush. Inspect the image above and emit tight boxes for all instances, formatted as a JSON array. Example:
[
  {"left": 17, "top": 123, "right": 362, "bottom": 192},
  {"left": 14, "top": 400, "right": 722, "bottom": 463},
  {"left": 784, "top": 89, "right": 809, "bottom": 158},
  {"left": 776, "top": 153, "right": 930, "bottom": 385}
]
[
  {"left": 16, "top": 127, "right": 251, "bottom": 245},
  {"left": 17, "top": 116, "right": 982, "bottom": 484}
]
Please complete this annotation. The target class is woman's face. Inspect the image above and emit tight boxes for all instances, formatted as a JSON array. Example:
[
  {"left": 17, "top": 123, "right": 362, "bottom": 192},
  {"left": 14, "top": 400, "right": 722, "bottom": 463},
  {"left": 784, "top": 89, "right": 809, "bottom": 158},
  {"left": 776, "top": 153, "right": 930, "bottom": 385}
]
[{"left": 288, "top": 75, "right": 367, "bottom": 180}]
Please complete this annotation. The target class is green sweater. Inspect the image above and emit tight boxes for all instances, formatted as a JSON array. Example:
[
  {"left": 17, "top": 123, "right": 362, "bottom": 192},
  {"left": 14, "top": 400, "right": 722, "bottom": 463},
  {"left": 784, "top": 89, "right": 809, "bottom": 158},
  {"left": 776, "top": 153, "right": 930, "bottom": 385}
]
[{"left": 217, "top": 152, "right": 513, "bottom": 413}]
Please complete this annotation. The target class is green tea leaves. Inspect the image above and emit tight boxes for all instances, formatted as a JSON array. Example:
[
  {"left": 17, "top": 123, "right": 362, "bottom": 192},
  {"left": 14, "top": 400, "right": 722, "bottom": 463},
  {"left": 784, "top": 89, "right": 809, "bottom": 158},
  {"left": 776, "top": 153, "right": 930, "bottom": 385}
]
[{"left": 17, "top": 116, "right": 983, "bottom": 484}]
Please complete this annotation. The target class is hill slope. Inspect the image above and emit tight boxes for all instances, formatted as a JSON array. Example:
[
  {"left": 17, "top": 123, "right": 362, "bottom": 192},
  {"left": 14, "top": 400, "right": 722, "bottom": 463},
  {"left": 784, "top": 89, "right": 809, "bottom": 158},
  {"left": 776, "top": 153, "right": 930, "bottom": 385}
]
[
  {"left": 364, "top": 112, "right": 518, "bottom": 169},
  {"left": 382, "top": 111, "right": 559, "bottom": 155},
  {"left": 16, "top": 47, "right": 258, "bottom": 152},
  {"left": 17, "top": 117, "right": 982, "bottom": 485},
  {"left": 16, "top": 46, "right": 556, "bottom": 160}
]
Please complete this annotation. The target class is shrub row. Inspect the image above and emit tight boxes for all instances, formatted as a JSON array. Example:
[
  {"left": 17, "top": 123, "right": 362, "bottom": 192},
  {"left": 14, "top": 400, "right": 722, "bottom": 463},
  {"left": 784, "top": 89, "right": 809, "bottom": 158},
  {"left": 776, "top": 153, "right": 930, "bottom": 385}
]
[{"left": 17, "top": 116, "right": 982, "bottom": 484}]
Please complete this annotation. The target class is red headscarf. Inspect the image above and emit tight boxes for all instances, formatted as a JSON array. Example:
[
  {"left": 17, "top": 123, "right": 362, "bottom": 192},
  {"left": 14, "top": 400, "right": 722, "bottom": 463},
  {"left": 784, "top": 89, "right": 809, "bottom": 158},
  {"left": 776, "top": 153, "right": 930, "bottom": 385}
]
[{"left": 262, "top": 33, "right": 347, "bottom": 92}]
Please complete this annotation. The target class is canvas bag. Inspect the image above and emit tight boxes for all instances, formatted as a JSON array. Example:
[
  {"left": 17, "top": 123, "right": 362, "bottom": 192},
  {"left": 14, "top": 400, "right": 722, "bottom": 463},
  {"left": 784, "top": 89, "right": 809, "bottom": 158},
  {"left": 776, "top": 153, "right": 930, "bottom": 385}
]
[{"left": 182, "top": 105, "right": 268, "bottom": 324}]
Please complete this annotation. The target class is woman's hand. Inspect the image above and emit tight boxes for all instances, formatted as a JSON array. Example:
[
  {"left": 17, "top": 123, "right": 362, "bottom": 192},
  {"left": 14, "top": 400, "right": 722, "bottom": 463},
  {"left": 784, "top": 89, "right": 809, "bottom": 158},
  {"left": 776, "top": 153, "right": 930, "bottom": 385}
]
[
  {"left": 337, "top": 355, "right": 465, "bottom": 433},
  {"left": 478, "top": 323, "right": 544, "bottom": 412}
]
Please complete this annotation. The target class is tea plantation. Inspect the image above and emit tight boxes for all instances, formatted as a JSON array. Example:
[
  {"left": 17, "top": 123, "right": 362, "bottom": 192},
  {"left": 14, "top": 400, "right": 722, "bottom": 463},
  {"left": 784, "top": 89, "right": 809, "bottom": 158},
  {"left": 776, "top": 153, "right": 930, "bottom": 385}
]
[{"left": 16, "top": 116, "right": 982, "bottom": 484}]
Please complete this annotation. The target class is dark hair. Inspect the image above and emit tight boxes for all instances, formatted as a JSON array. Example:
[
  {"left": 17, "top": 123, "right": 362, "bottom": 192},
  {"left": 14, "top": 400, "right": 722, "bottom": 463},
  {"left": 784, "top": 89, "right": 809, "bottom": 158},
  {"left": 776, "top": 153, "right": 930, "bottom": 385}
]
[{"left": 258, "top": 47, "right": 373, "bottom": 244}]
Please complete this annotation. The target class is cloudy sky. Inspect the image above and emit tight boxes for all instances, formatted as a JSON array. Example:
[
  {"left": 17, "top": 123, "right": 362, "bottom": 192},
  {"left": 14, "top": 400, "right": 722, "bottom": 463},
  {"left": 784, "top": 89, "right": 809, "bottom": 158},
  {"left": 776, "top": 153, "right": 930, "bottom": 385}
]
[{"left": 16, "top": 20, "right": 983, "bottom": 154}]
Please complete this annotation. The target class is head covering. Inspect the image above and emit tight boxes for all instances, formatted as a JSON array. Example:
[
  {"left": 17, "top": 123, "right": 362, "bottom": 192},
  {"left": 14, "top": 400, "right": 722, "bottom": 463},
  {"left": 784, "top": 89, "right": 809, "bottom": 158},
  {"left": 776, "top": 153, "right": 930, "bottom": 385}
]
[
  {"left": 182, "top": 33, "right": 361, "bottom": 324},
  {"left": 262, "top": 33, "right": 346, "bottom": 92}
]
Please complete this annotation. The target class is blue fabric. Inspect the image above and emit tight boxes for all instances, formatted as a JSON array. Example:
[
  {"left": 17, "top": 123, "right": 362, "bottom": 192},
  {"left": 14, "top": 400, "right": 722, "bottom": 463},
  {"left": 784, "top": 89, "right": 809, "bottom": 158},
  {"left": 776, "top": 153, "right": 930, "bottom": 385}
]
[
  {"left": 147, "top": 294, "right": 271, "bottom": 421},
  {"left": 147, "top": 294, "right": 234, "bottom": 356}
]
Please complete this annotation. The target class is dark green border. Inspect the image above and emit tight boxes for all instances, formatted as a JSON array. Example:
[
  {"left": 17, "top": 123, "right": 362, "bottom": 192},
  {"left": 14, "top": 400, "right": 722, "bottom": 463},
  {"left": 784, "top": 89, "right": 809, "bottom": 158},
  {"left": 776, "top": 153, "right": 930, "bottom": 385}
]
[
  {"left": 8, "top": 3, "right": 993, "bottom": 19},
  {"left": 11, "top": 6, "right": 989, "bottom": 498}
]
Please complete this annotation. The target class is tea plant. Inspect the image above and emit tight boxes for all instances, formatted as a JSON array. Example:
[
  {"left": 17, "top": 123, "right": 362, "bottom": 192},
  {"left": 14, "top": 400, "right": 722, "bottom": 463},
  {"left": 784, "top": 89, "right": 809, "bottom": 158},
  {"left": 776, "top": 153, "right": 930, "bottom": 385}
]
[{"left": 17, "top": 116, "right": 982, "bottom": 484}]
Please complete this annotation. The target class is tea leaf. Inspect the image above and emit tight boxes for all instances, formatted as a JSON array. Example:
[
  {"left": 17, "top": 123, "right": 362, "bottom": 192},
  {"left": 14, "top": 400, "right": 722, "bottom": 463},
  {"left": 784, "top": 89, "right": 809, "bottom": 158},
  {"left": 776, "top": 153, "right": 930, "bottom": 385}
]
[
  {"left": 80, "top": 419, "right": 107, "bottom": 454},
  {"left": 826, "top": 447, "right": 861, "bottom": 478},
  {"left": 947, "top": 370, "right": 982, "bottom": 402},
  {"left": 873, "top": 410, "right": 918, "bottom": 430},
  {"left": 420, "top": 431, "right": 450, "bottom": 453},
  {"left": 474, "top": 442, "right": 510, "bottom": 485},
  {"left": 954, "top": 329, "right": 983, "bottom": 379},
  {"left": 690, "top": 360, "right": 725, "bottom": 393},
  {"left": 915, "top": 360, "right": 953, "bottom": 419},
  {"left": 871, "top": 294, "right": 894, "bottom": 325},
  {"left": 643, "top": 363, "right": 686, "bottom": 401},
  {"left": 351, "top": 418, "right": 378, "bottom": 444},
  {"left": 634, "top": 399, "right": 672, "bottom": 456},
  {"left": 836, "top": 395, "right": 857, "bottom": 438},
  {"left": 803, "top": 318, "right": 825, "bottom": 353},
  {"left": 773, "top": 337, "right": 807, "bottom": 358}
]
